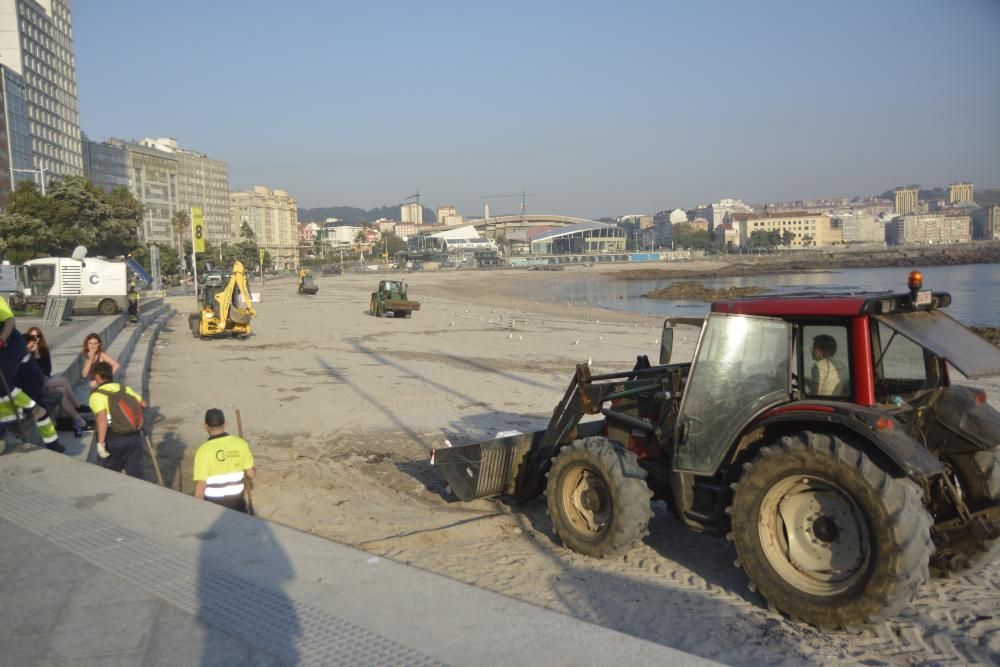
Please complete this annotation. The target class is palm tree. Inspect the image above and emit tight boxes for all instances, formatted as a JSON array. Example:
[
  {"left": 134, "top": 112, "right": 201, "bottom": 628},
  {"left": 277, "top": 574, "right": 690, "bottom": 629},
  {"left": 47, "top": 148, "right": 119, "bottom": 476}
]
[{"left": 172, "top": 210, "right": 190, "bottom": 251}]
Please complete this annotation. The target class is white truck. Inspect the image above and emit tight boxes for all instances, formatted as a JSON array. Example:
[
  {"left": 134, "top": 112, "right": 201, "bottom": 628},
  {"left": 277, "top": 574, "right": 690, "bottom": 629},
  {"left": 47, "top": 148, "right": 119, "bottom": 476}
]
[
  {"left": 0, "top": 263, "right": 29, "bottom": 308},
  {"left": 23, "top": 256, "right": 128, "bottom": 315}
]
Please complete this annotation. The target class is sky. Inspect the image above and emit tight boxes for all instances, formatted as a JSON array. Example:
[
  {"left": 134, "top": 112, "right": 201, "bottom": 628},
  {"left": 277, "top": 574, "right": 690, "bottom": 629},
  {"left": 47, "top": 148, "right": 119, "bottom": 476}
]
[{"left": 74, "top": 0, "right": 1000, "bottom": 218}]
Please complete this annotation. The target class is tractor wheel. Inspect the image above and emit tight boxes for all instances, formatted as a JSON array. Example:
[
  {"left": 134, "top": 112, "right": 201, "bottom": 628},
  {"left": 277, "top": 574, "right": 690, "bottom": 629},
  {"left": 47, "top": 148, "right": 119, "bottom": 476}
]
[
  {"left": 945, "top": 448, "right": 1000, "bottom": 572},
  {"left": 188, "top": 313, "right": 201, "bottom": 335},
  {"left": 376, "top": 303, "right": 384, "bottom": 318},
  {"left": 370, "top": 297, "right": 376, "bottom": 315},
  {"left": 98, "top": 298, "right": 118, "bottom": 315},
  {"left": 730, "top": 432, "right": 933, "bottom": 630},
  {"left": 545, "top": 437, "right": 653, "bottom": 558}
]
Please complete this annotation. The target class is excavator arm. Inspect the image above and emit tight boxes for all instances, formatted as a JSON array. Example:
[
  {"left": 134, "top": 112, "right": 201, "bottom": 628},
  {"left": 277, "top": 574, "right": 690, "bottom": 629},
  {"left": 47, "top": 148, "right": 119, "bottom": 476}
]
[{"left": 214, "top": 260, "right": 256, "bottom": 325}]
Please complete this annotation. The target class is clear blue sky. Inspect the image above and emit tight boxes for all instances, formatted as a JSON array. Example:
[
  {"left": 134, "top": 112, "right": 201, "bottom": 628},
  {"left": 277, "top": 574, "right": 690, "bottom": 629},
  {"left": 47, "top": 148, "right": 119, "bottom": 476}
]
[{"left": 74, "top": 0, "right": 1000, "bottom": 217}]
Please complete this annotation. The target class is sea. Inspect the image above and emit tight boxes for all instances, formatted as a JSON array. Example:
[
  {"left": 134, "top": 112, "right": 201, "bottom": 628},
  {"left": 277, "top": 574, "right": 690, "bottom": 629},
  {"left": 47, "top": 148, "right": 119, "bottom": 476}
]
[{"left": 544, "top": 263, "right": 1000, "bottom": 327}]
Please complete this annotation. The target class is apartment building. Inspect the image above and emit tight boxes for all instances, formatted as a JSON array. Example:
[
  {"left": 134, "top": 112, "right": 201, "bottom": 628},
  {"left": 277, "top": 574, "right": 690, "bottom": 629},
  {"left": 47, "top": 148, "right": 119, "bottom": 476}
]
[
  {"left": 401, "top": 202, "right": 423, "bottom": 225},
  {"left": 230, "top": 186, "right": 299, "bottom": 270},
  {"left": 139, "top": 138, "right": 231, "bottom": 244},
  {"left": 838, "top": 214, "right": 886, "bottom": 244},
  {"left": 692, "top": 198, "right": 753, "bottom": 235},
  {"left": 0, "top": 65, "right": 31, "bottom": 204},
  {"left": 0, "top": 0, "right": 82, "bottom": 188},
  {"left": 885, "top": 213, "right": 971, "bottom": 245},
  {"left": 948, "top": 182, "right": 974, "bottom": 204},
  {"left": 894, "top": 187, "right": 919, "bottom": 215}
]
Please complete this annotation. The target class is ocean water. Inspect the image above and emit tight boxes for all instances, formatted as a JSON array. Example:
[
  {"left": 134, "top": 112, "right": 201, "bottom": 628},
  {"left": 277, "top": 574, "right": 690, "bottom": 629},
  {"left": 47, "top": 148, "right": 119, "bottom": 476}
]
[{"left": 543, "top": 263, "right": 1000, "bottom": 327}]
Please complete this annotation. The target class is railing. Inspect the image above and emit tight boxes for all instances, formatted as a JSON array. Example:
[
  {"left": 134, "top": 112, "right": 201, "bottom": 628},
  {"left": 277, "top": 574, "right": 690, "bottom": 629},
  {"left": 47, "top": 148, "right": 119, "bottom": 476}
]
[{"left": 42, "top": 296, "right": 75, "bottom": 328}]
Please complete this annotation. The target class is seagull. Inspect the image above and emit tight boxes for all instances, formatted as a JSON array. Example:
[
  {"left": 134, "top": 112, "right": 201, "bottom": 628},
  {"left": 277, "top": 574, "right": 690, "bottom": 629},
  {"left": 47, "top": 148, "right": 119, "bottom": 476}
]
[
  {"left": 449, "top": 321, "right": 455, "bottom": 326},
  {"left": 518, "top": 335, "right": 523, "bottom": 341},
  {"left": 507, "top": 333, "right": 513, "bottom": 340},
  {"left": 597, "top": 336, "right": 603, "bottom": 341},
  {"left": 573, "top": 339, "right": 580, "bottom": 345},
  {"left": 587, "top": 357, "right": 592, "bottom": 366}
]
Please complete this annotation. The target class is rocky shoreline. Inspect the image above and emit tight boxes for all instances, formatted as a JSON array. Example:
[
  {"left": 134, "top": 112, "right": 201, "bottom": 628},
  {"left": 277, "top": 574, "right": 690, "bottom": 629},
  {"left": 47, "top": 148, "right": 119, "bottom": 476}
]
[
  {"left": 643, "top": 280, "right": 765, "bottom": 301},
  {"left": 612, "top": 242, "right": 1000, "bottom": 281}
]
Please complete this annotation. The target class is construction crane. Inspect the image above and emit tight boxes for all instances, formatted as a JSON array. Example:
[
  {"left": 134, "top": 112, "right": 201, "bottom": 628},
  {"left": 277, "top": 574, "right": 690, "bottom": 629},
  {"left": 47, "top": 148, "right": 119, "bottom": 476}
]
[
  {"left": 480, "top": 191, "right": 535, "bottom": 217},
  {"left": 404, "top": 190, "right": 421, "bottom": 206}
]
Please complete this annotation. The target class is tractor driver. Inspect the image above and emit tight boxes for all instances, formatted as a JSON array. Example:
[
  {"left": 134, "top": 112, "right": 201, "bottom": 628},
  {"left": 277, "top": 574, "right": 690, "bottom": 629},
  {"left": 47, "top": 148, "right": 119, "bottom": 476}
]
[{"left": 809, "top": 334, "right": 849, "bottom": 397}]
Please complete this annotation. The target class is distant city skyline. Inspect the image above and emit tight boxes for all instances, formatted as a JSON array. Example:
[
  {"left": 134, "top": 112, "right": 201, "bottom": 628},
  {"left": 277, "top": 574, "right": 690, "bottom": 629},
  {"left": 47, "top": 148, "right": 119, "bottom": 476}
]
[{"left": 74, "top": 1, "right": 1000, "bottom": 217}]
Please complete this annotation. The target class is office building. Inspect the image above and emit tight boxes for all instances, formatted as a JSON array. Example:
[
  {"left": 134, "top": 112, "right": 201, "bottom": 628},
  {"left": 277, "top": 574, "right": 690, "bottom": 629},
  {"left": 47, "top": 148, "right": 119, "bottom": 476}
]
[
  {"left": 230, "top": 186, "right": 299, "bottom": 270},
  {"left": 108, "top": 139, "right": 180, "bottom": 246},
  {"left": 139, "top": 137, "right": 230, "bottom": 244},
  {"left": 739, "top": 211, "right": 840, "bottom": 247},
  {"left": 894, "top": 187, "right": 919, "bottom": 215},
  {"left": 885, "top": 213, "right": 971, "bottom": 245},
  {"left": 0, "top": 65, "right": 31, "bottom": 205},
  {"left": 987, "top": 205, "right": 1000, "bottom": 241},
  {"left": 81, "top": 133, "right": 128, "bottom": 193},
  {"left": 401, "top": 202, "right": 423, "bottom": 225},
  {"left": 0, "top": 0, "right": 83, "bottom": 189},
  {"left": 948, "top": 182, "right": 974, "bottom": 204}
]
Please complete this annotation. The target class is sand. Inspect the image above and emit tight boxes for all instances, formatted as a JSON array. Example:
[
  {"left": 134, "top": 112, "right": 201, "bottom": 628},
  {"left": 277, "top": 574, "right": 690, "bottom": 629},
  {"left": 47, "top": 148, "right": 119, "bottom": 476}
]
[{"left": 147, "top": 266, "right": 1000, "bottom": 666}]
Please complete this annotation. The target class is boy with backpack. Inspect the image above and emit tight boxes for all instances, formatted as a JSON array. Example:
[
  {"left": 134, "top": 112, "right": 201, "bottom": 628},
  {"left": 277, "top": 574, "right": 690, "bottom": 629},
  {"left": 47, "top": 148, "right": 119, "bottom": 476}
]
[{"left": 89, "top": 361, "right": 146, "bottom": 478}]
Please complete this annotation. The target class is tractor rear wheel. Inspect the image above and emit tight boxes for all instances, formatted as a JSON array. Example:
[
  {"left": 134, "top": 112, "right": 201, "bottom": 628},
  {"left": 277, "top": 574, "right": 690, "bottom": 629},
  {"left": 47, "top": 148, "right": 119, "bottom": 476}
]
[
  {"left": 369, "top": 296, "right": 376, "bottom": 315},
  {"left": 730, "top": 432, "right": 933, "bottom": 630},
  {"left": 545, "top": 437, "right": 653, "bottom": 558}
]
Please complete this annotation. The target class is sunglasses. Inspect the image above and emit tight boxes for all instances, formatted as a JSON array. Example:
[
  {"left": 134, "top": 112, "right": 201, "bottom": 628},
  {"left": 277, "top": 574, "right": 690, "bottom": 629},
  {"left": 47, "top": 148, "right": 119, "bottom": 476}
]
[{"left": 24, "top": 335, "right": 37, "bottom": 342}]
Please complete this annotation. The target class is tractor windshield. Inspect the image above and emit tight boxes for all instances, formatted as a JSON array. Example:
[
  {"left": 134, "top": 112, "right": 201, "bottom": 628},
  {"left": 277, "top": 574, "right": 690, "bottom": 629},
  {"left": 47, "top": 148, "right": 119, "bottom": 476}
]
[
  {"left": 676, "top": 314, "right": 792, "bottom": 473},
  {"left": 874, "top": 311, "right": 1000, "bottom": 379}
]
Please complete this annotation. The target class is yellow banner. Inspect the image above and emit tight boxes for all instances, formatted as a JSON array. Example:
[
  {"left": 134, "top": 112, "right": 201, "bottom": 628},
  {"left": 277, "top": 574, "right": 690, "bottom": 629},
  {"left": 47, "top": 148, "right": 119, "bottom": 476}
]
[
  {"left": 191, "top": 207, "right": 206, "bottom": 253},
  {"left": 258, "top": 247, "right": 266, "bottom": 265}
]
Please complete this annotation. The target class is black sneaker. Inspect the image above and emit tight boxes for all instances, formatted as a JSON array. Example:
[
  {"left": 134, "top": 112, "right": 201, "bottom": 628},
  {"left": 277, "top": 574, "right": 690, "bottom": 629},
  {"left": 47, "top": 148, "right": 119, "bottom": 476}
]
[
  {"left": 78, "top": 405, "right": 93, "bottom": 414},
  {"left": 45, "top": 441, "right": 66, "bottom": 454}
]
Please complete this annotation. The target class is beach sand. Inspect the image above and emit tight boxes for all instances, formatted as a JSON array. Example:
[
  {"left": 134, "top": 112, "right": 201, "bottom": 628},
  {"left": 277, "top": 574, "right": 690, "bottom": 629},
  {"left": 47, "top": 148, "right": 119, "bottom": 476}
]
[{"left": 148, "top": 267, "right": 1000, "bottom": 666}]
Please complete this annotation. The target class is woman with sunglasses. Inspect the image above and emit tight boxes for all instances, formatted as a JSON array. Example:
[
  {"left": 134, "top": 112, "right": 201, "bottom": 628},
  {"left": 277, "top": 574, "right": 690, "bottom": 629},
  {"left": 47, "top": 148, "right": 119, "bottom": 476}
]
[
  {"left": 80, "top": 333, "right": 120, "bottom": 390},
  {"left": 25, "top": 328, "right": 93, "bottom": 437}
]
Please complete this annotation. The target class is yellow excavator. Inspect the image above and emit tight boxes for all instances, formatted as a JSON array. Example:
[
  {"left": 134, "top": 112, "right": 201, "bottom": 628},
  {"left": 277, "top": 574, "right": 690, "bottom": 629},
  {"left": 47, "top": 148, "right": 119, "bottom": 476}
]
[{"left": 189, "top": 260, "right": 256, "bottom": 338}]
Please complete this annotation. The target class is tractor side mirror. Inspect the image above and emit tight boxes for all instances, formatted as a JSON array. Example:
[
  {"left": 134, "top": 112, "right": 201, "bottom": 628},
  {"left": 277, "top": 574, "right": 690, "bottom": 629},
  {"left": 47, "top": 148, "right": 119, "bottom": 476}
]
[{"left": 659, "top": 326, "right": 673, "bottom": 365}]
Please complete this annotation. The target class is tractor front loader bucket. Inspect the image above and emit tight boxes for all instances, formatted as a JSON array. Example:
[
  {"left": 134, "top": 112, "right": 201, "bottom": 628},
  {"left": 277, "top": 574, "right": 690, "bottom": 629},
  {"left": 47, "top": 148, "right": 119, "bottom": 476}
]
[{"left": 431, "top": 431, "right": 541, "bottom": 501}]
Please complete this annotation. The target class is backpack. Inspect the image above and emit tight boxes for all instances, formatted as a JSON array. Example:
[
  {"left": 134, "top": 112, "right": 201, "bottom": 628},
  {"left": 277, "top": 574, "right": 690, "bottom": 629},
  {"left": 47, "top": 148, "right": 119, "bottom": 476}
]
[{"left": 94, "top": 385, "right": 143, "bottom": 434}]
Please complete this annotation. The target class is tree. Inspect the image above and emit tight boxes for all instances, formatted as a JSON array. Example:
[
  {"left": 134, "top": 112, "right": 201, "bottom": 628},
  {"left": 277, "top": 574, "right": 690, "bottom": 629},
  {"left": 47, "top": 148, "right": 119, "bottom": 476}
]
[
  {"left": 172, "top": 210, "right": 190, "bottom": 251},
  {"left": 383, "top": 232, "right": 407, "bottom": 255},
  {"left": 672, "top": 224, "right": 711, "bottom": 250},
  {"left": 45, "top": 176, "right": 113, "bottom": 254},
  {"left": 0, "top": 213, "right": 55, "bottom": 262},
  {"left": 239, "top": 221, "right": 255, "bottom": 241},
  {"left": 97, "top": 187, "right": 143, "bottom": 257},
  {"left": 782, "top": 229, "right": 796, "bottom": 247}
]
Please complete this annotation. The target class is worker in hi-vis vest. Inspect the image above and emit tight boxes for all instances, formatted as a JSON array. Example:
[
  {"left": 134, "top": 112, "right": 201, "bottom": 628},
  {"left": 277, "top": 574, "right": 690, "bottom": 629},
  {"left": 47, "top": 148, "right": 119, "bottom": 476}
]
[
  {"left": 193, "top": 408, "right": 256, "bottom": 513},
  {"left": 0, "top": 296, "right": 64, "bottom": 452}
]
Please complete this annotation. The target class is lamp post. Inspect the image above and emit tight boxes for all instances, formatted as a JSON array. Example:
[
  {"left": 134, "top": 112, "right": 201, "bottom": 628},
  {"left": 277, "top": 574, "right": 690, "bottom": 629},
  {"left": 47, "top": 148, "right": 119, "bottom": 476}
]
[{"left": 12, "top": 165, "right": 49, "bottom": 195}]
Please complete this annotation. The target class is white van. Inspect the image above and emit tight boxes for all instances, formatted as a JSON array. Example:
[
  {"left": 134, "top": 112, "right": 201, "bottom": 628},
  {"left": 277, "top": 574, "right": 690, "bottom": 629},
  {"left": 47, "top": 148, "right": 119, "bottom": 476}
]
[{"left": 23, "top": 257, "right": 128, "bottom": 315}]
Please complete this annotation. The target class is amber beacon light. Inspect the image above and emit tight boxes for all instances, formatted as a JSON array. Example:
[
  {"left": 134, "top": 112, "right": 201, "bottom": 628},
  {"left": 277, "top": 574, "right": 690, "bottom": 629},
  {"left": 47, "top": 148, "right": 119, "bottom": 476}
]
[{"left": 907, "top": 271, "right": 923, "bottom": 291}]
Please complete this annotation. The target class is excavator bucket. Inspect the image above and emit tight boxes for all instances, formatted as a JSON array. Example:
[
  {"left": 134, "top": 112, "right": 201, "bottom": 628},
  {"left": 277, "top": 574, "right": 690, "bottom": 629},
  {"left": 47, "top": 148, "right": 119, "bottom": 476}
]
[{"left": 431, "top": 431, "right": 542, "bottom": 501}]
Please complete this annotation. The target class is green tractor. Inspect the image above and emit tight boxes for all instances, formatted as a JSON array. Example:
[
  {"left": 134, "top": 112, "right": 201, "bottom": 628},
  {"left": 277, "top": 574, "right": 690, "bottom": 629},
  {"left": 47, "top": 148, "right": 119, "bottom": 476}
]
[{"left": 370, "top": 279, "right": 420, "bottom": 318}]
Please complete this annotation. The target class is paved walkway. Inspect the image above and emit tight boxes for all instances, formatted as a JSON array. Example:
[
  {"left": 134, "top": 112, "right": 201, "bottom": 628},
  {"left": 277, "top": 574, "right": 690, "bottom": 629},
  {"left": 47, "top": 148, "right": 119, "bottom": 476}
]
[{"left": 0, "top": 449, "right": 715, "bottom": 666}]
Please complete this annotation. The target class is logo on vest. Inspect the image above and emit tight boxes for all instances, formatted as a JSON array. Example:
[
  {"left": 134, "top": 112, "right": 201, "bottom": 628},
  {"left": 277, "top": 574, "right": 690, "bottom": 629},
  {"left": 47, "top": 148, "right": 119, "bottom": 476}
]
[{"left": 215, "top": 449, "right": 226, "bottom": 461}]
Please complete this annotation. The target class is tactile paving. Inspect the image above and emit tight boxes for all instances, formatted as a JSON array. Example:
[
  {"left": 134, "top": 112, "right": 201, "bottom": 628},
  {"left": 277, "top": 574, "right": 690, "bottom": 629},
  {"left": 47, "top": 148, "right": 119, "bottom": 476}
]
[{"left": 0, "top": 480, "right": 442, "bottom": 666}]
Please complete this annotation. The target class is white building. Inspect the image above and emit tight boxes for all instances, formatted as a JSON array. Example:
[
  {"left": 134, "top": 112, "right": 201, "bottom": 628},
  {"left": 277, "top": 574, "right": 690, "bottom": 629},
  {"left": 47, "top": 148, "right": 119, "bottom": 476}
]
[
  {"left": 839, "top": 214, "right": 886, "bottom": 244},
  {"left": 322, "top": 225, "right": 362, "bottom": 248},
  {"left": 0, "top": 0, "right": 83, "bottom": 183},
  {"left": 693, "top": 198, "right": 754, "bottom": 235}
]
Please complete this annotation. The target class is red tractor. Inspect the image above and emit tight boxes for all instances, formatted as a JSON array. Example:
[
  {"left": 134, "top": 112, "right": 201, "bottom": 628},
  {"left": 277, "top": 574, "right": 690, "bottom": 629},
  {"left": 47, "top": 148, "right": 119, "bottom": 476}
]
[{"left": 433, "top": 273, "right": 1000, "bottom": 629}]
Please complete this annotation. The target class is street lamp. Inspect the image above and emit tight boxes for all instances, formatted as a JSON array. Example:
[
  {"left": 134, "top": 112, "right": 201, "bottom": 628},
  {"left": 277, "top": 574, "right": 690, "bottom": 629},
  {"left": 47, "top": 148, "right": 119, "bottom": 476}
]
[{"left": 12, "top": 165, "right": 50, "bottom": 195}]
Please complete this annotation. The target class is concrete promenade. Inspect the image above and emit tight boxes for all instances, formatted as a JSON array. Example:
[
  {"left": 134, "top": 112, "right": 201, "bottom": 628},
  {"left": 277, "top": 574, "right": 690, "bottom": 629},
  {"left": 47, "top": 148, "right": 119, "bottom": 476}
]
[{"left": 0, "top": 304, "right": 715, "bottom": 666}]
